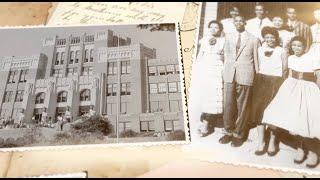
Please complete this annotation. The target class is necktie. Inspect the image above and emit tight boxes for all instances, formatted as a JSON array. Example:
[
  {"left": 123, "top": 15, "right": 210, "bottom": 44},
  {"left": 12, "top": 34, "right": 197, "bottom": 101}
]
[
  {"left": 259, "top": 19, "right": 263, "bottom": 28},
  {"left": 236, "top": 33, "right": 241, "bottom": 54}
]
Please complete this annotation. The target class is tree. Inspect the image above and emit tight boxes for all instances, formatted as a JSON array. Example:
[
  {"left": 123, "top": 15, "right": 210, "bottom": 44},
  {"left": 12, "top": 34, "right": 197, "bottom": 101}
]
[{"left": 137, "top": 23, "right": 176, "bottom": 32}]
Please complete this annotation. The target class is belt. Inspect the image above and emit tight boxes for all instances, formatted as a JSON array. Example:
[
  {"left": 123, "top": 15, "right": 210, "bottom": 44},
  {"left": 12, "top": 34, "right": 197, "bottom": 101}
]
[{"left": 289, "top": 69, "right": 316, "bottom": 82}]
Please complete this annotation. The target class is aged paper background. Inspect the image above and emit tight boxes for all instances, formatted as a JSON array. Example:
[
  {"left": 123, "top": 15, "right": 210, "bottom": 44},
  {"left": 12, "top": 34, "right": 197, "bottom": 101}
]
[
  {"left": 0, "top": 2, "right": 51, "bottom": 26},
  {"left": 0, "top": 2, "right": 316, "bottom": 178},
  {"left": 47, "top": 2, "right": 187, "bottom": 25}
]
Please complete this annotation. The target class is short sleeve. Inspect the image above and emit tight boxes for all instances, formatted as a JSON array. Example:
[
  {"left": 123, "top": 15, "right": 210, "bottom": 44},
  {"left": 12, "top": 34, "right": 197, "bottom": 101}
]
[
  {"left": 287, "top": 56, "right": 294, "bottom": 69},
  {"left": 312, "top": 57, "right": 320, "bottom": 71}
]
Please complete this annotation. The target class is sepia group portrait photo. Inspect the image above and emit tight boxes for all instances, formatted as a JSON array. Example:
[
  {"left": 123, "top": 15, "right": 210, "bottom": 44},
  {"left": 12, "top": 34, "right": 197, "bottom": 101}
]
[{"left": 188, "top": 2, "right": 320, "bottom": 173}]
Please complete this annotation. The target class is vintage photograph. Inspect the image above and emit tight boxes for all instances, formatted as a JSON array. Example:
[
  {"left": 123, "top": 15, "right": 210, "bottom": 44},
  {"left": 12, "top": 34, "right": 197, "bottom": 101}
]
[
  {"left": 188, "top": 2, "right": 320, "bottom": 173},
  {"left": 0, "top": 23, "right": 188, "bottom": 150}
]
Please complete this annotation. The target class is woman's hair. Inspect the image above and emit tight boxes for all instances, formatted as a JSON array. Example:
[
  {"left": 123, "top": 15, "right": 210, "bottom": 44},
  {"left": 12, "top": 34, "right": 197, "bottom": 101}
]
[
  {"left": 207, "top": 20, "right": 223, "bottom": 32},
  {"left": 261, "top": 26, "right": 280, "bottom": 45},
  {"left": 272, "top": 13, "right": 285, "bottom": 21},
  {"left": 288, "top": 36, "right": 307, "bottom": 55}
]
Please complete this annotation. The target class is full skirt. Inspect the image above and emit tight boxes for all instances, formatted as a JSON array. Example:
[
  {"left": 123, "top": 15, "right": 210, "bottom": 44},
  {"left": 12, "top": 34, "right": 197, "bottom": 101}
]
[{"left": 262, "top": 77, "right": 320, "bottom": 139}]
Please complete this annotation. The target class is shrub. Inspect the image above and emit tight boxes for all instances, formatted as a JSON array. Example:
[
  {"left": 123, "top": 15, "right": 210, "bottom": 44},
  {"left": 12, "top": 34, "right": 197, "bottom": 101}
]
[
  {"left": 23, "top": 127, "right": 42, "bottom": 145},
  {"left": 0, "top": 138, "right": 4, "bottom": 146},
  {"left": 71, "top": 115, "right": 113, "bottom": 136},
  {"left": 119, "top": 130, "right": 138, "bottom": 138},
  {"left": 51, "top": 130, "right": 106, "bottom": 145},
  {"left": 54, "top": 132, "right": 72, "bottom": 141},
  {"left": 166, "top": 130, "right": 186, "bottom": 141},
  {"left": 15, "top": 137, "right": 26, "bottom": 147},
  {"left": 51, "top": 132, "right": 76, "bottom": 145},
  {"left": 137, "top": 132, "right": 156, "bottom": 137},
  {"left": 2, "top": 138, "right": 18, "bottom": 148}
]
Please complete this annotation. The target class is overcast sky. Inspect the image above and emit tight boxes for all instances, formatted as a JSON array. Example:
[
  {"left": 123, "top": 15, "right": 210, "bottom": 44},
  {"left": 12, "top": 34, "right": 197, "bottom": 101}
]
[{"left": 0, "top": 24, "right": 178, "bottom": 60}]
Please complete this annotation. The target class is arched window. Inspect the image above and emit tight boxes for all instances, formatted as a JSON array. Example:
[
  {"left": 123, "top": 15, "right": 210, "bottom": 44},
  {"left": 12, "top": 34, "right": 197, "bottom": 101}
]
[
  {"left": 35, "top": 92, "right": 45, "bottom": 104},
  {"left": 57, "top": 91, "right": 68, "bottom": 103},
  {"left": 80, "top": 89, "right": 90, "bottom": 101}
]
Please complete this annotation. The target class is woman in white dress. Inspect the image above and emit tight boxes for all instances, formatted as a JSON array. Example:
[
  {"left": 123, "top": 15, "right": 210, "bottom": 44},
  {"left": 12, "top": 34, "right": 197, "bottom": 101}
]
[
  {"left": 189, "top": 20, "right": 225, "bottom": 137},
  {"left": 271, "top": 15, "right": 295, "bottom": 50},
  {"left": 262, "top": 36, "right": 320, "bottom": 168},
  {"left": 251, "top": 27, "right": 288, "bottom": 157}
]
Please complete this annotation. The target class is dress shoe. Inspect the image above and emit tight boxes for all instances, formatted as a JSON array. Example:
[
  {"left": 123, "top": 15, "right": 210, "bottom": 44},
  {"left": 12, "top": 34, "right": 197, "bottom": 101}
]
[
  {"left": 231, "top": 137, "right": 245, "bottom": 147},
  {"left": 255, "top": 149, "right": 267, "bottom": 156},
  {"left": 254, "top": 143, "right": 267, "bottom": 156},
  {"left": 219, "top": 135, "right": 233, "bottom": 144},
  {"left": 305, "top": 151, "right": 319, "bottom": 169},
  {"left": 267, "top": 149, "right": 279, "bottom": 157},
  {"left": 200, "top": 132, "right": 211, "bottom": 138},
  {"left": 294, "top": 148, "right": 306, "bottom": 165}
]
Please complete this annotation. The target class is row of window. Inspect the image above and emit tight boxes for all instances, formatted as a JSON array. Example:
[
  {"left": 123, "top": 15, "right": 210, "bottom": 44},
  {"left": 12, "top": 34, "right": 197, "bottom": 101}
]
[
  {"left": 3, "top": 91, "right": 24, "bottom": 103},
  {"left": 116, "top": 120, "right": 180, "bottom": 133},
  {"left": 2, "top": 89, "right": 91, "bottom": 104},
  {"left": 105, "top": 99, "right": 182, "bottom": 115},
  {"left": 139, "top": 120, "right": 180, "bottom": 132},
  {"left": 106, "top": 102, "right": 128, "bottom": 115},
  {"left": 52, "top": 67, "right": 94, "bottom": 77},
  {"left": 0, "top": 108, "right": 23, "bottom": 118},
  {"left": 56, "top": 36, "right": 94, "bottom": 46},
  {"left": 149, "top": 82, "right": 181, "bottom": 94},
  {"left": 107, "top": 61, "right": 131, "bottom": 75},
  {"left": 7, "top": 70, "right": 28, "bottom": 84},
  {"left": 55, "top": 49, "right": 94, "bottom": 66},
  {"left": 150, "top": 100, "right": 182, "bottom": 113},
  {"left": 107, "top": 83, "right": 131, "bottom": 96},
  {"left": 148, "top": 64, "right": 180, "bottom": 76},
  {"left": 52, "top": 60, "right": 131, "bottom": 77}
]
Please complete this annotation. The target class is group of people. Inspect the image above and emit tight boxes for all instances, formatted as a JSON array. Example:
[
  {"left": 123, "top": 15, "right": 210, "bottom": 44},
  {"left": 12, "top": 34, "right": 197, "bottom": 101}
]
[
  {"left": 193, "top": 4, "right": 320, "bottom": 169},
  {"left": 0, "top": 109, "right": 26, "bottom": 129},
  {"left": 0, "top": 106, "right": 97, "bottom": 131}
]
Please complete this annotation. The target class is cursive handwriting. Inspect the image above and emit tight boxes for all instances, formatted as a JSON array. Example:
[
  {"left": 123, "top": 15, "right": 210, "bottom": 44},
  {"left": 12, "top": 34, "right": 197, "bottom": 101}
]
[{"left": 48, "top": 2, "right": 187, "bottom": 25}]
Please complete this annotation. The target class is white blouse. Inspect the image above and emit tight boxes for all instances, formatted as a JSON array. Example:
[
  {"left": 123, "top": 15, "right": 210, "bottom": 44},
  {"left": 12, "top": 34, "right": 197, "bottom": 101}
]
[
  {"left": 197, "top": 35, "right": 225, "bottom": 61},
  {"left": 288, "top": 52, "right": 320, "bottom": 73},
  {"left": 258, "top": 46, "right": 285, "bottom": 77}
]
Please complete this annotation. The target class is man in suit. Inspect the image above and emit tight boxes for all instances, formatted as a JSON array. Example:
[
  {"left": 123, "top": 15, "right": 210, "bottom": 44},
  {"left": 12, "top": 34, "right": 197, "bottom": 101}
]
[
  {"left": 246, "top": 3, "right": 273, "bottom": 41},
  {"left": 219, "top": 15, "right": 260, "bottom": 147},
  {"left": 286, "top": 7, "right": 312, "bottom": 50}
]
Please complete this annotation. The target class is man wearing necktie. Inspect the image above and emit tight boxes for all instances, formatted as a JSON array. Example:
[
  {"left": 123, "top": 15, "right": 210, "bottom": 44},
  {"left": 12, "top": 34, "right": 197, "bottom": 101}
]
[
  {"left": 246, "top": 3, "right": 273, "bottom": 41},
  {"left": 286, "top": 7, "right": 312, "bottom": 50},
  {"left": 219, "top": 15, "right": 260, "bottom": 147}
]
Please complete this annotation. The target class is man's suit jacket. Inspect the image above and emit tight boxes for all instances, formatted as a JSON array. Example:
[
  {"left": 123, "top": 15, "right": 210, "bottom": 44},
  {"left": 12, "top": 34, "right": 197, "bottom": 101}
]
[
  {"left": 223, "top": 31, "right": 260, "bottom": 86},
  {"left": 285, "top": 20, "right": 312, "bottom": 50}
]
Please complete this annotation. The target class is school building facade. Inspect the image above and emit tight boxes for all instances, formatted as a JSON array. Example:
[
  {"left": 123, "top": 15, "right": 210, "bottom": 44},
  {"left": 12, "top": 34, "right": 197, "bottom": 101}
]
[{"left": 0, "top": 29, "right": 184, "bottom": 133}]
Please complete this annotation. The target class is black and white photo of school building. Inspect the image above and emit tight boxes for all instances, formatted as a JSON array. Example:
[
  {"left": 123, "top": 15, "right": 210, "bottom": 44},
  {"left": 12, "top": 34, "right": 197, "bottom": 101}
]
[{"left": 0, "top": 24, "right": 187, "bottom": 148}]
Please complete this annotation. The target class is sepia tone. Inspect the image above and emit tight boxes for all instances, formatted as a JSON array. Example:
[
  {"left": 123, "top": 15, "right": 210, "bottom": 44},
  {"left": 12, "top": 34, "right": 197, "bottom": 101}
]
[{"left": 0, "top": 2, "right": 314, "bottom": 178}]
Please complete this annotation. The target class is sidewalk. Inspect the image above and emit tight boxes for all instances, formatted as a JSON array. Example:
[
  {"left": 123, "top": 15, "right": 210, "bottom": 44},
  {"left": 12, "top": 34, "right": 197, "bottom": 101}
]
[{"left": 186, "top": 127, "right": 320, "bottom": 174}]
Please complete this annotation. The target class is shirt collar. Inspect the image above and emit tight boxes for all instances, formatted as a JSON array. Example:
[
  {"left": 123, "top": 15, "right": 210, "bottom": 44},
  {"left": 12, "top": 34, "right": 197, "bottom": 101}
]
[
  {"left": 256, "top": 17, "right": 264, "bottom": 21},
  {"left": 288, "top": 19, "right": 297, "bottom": 26}
]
